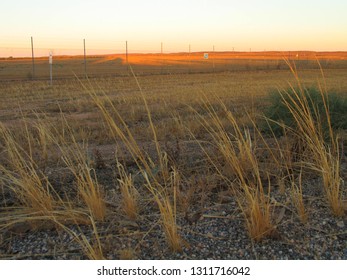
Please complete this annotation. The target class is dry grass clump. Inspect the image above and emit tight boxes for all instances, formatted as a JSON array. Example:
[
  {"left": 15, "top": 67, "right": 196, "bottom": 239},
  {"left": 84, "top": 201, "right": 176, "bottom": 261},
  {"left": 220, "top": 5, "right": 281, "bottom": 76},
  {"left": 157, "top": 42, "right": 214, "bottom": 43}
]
[
  {"left": 55, "top": 117, "right": 106, "bottom": 221},
  {"left": 289, "top": 171, "right": 308, "bottom": 223},
  {"left": 0, "top": 120, "right": 97, "bottom": 251},
  {"left": 194, "top": 97, "right": 275, "bottom": 241},
  {"left": 156, "top": 194, "right": 181, "bottom": 251},
  {"left": 0, "top": 108, "right": 107, "bottom": 259},
  {"left": 144, "top": 167, "right": 182, "bottom": 252},
  {"left": 116, "top": 161, "right": 139, "bottom": 220},
  {"left": 0, "top": 123, "right": 57, "bottom": 215},
  {"left": 72, "top": 164, "right": 106, "bottom": 221},
  {"left": 278, "top": 73, "right": 344, "bottom": 216},
  {"left": 241, "top": 185, "right": 273, "bottom": 241},
  {"left": 261, "top": 61, "right": 345, "bottom": 217},
  {"left": 83, "top": 71, "right": 182, "bottom": 252}
]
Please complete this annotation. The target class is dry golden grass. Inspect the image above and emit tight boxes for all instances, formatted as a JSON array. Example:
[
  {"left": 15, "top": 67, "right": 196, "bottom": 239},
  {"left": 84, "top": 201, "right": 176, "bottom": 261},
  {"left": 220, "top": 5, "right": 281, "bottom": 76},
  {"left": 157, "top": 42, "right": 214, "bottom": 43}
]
[
  {"left": 0, "top": 67, "right": 346, "bottom": 259},
  {"left": 0, "top": 119, "right": 101, "bottom": 254},
  {"left": 57, "top": 126, "right": 106, "bottom": 221},
  {"left": 0, "top": 123, "right": 57, "bottom": 215},
  {"left": 289, "top": 171, "right": 308, "bottom": 223},
  {"left": 193, "top": 96, "right": 275, "bottom": 241},
  {"left": 116, "top": 161, "right": 139, "bottom": 220},
  {"left": 145, "top": 167, "right": 182, "bottom": 252},
  {"left": 279, "top": 63, "right": 344, "bottom": 216},
  {"left": 83, "top": 68, "right": 182, "bottom": 252},
  {"left": 54, "top": 215, "right": 105, "bottom": 260}
]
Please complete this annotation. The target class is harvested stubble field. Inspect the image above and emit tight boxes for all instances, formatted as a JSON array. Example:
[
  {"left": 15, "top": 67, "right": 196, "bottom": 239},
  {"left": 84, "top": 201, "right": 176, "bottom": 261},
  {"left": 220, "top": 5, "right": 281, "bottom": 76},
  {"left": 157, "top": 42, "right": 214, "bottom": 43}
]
[
  {"left": 0, "top": 66, "right": 346, "bottom": 260},
  {"left": 2, "top": 51, "right": 347, "bottom": 80}
]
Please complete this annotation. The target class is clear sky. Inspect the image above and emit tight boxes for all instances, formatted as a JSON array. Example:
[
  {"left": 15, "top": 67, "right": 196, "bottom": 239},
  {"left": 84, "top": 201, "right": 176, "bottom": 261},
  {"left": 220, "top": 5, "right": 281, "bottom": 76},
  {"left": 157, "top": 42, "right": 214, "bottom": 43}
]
[{"left": 1, "top": 0, "right": 347, "bottom": 56}]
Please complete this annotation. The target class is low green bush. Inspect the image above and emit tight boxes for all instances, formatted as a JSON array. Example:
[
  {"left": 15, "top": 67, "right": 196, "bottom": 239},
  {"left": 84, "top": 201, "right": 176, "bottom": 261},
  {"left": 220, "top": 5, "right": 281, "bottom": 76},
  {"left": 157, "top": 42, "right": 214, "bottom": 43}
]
[{"left": 262, "top": 87, "right": 347, "bottom": 136}]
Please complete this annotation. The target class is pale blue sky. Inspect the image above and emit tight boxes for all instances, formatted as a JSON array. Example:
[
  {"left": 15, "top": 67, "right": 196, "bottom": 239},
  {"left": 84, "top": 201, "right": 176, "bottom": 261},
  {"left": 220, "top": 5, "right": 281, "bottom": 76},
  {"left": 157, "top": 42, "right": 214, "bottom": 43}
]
[{"left": 1, "top": 0, "right": 347, "bottom": 55}]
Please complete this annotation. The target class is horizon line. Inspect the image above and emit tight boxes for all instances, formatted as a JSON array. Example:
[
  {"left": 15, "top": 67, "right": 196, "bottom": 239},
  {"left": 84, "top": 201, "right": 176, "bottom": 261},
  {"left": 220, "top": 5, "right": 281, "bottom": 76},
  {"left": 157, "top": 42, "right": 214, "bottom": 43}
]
[{"left": 2, "top": 50, "right": 347, "bottom": 60}]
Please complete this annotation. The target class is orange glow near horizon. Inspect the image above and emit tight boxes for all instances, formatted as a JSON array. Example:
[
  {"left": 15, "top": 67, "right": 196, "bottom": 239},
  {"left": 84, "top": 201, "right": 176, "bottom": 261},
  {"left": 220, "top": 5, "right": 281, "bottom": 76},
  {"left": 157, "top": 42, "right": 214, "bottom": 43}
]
[{"left": 3, "top": 51, "right": 347, "bottom": 69}]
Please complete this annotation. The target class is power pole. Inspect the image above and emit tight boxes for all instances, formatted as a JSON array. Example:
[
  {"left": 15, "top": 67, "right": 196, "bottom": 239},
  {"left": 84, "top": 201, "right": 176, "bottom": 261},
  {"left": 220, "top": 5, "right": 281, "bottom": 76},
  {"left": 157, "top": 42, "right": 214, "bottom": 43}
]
[
  {"left": 189, "top": 44, "right": 191, "bottom": 73},
  {"left": 31, "top": 36, "right": 35, "bottom": 80},
  {"left": 161, "top": 42, "right": 163, "bottom": 74},
  {"left": 83, "top": 39, "right": 87, "bottom": 78},
  {"left": 213, "top": 45, "right": 215, "bottom": 72}
]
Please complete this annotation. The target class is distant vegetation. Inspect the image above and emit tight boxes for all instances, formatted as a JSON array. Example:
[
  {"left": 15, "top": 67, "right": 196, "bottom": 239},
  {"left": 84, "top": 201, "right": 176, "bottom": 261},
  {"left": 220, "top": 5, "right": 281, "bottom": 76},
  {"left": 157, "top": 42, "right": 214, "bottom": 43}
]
[{"left": 263, "top": 87, "right": 347, "bottom": 136}]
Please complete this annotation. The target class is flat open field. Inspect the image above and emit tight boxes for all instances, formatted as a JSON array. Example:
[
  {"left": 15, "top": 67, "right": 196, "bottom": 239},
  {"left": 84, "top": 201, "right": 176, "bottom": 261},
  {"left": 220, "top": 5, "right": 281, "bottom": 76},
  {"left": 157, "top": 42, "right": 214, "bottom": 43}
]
[
  {"left": 1, "top": 51, "right": 347, "bottom": 80},
  {"left": 0, "top": 67, "right": 346, "bottom": 259}
]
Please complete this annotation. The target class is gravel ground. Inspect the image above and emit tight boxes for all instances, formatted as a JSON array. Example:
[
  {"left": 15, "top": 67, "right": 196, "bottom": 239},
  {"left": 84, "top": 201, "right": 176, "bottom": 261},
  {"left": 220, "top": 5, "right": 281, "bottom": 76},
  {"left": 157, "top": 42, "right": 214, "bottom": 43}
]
[{"left": 1, "top": 186, "right": 346, "bottom": 260}]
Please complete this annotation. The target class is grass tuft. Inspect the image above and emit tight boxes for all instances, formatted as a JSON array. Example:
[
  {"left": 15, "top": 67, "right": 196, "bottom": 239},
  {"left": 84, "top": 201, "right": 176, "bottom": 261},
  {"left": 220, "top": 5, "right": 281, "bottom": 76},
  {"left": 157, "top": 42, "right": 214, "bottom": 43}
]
[
  {"left": 0, "top": 123, "right": 57, "bottom": 215},
  {"left": 82, "top": 71, "right": 182, "bottom": 251},
  {"left": 193, "top": 96, "right": 275, "bottom": 241},
  {"left": 116, "top": 160, "right": 139, "bottom": 220},
  {"left": 289, "top": 171, "right": 308, "bottom": 223},
  {"left": 273, "top": 61, "right": 344, "bottom": 216}
]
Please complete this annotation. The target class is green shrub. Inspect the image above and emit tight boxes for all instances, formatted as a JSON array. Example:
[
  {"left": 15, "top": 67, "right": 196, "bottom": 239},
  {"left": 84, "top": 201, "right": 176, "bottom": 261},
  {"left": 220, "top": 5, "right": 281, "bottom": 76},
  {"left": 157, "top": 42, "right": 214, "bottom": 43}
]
[{"left": 262, "top": 87, "right": 347, "bottom": 136}]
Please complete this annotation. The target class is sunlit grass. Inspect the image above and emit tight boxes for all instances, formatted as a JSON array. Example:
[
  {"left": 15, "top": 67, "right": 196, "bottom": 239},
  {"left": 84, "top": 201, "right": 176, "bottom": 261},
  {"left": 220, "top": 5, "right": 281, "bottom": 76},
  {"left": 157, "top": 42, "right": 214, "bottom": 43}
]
[
  {"left": 278, "top": 62, "right": 344, "bottom": 216},
  {"left": 116, "top": 160, "right": 139, "bottom": 220},
  {"left": 0, "top": 68, "right": 346, "bottom": 259}
]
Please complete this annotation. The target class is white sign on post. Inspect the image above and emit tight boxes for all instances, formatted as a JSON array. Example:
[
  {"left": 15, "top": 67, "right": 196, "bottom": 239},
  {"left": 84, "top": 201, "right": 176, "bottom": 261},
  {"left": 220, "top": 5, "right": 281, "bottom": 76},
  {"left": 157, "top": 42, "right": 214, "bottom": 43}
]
[
  {"left": 49, "top": 52, "right": 53, "bottom": 64},
  {"left": 49, "top": 51, "right": 53, "bottom": 86},
  {"left": 204, "top": 53, "right": 209, "bottom": 59}
]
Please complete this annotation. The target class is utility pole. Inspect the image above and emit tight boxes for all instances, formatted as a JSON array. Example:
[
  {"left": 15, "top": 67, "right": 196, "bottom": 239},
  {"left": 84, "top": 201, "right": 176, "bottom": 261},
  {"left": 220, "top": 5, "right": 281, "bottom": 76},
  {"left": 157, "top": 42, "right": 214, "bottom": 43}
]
[
  {"left": 31, "top": 36, "right": 35, "bottom": 80},
  {"left": 161, "top": 42, "right": 163, "bottom": 74},
  {"left": 189, "top": 44, "right": 191, "bottom": 73},
  {"left": 83, "top": 39, "right": 87, "bottom": 78},
  {"left": 213, "top": 45, "right": 215, "bottom": 72}
]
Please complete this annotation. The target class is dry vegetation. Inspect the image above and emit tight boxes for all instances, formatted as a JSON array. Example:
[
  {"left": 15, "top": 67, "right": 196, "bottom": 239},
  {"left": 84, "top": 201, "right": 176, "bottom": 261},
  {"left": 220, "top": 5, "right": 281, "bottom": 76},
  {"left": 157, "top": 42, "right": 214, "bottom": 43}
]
[
  {"left": 0, "top": 65, "right": 346, "bottom": 259},
  {"left": 2, "top": 51, "right": 347, "bottom": 79}
]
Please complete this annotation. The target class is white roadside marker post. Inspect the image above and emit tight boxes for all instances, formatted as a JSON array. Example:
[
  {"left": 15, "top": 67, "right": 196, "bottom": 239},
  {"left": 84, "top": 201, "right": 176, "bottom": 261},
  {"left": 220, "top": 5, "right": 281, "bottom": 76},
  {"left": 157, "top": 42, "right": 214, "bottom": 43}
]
[{"left": 49, "top": 51, "right": 53, "bottom": 86}]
